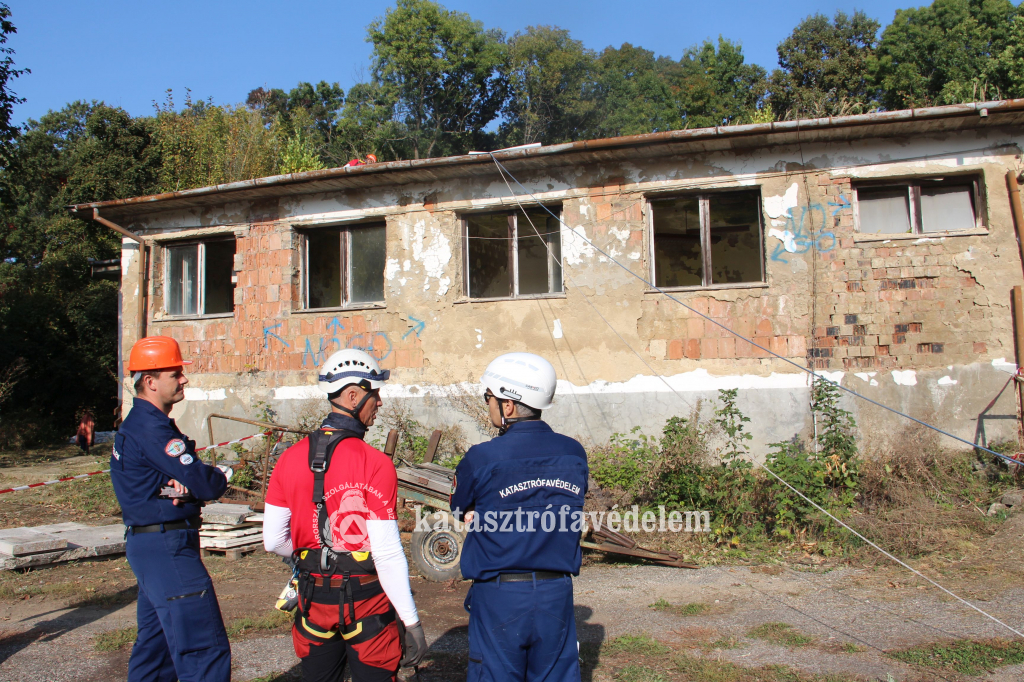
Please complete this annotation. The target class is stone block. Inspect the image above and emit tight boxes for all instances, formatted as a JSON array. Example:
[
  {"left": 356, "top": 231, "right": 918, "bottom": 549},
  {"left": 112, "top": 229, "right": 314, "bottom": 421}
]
[
  {"left": 1001, "top": 490, "right": 1024, "bottom": 507},
  {"left": 0, "top": 528, "right": 67, "bottom": 556},
  {"left": 201, "top": 503, "right": 252, "bottom": 526}
]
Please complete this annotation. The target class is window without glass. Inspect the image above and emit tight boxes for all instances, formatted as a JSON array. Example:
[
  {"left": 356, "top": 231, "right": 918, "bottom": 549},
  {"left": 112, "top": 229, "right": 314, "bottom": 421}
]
[
  {"left": 302, "top": 223, "right": 386, "bottom": 309},
  {"left": 165, "top": 239, "right": 236, "bottom": 316},
  {"left": 650, "top": 190, "right": 763, "bottom": 288},
  {"left": 464, "top": 206, "right": 563, "bottom": 299},
  {"left": 855, "top": 177, "right": 980, "bottom": 235}
]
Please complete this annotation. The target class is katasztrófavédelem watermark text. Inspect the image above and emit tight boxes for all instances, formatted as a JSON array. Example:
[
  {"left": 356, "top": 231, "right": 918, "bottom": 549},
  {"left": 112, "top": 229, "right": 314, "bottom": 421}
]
[{"left": 416, "top": 505, "right": 711, "bottom": 533}]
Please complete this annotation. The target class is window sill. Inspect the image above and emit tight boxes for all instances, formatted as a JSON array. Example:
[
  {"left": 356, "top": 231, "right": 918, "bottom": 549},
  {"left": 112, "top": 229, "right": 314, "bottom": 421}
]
[
  {"left": 853, "top": 228, "right": 988, "bottom": 243},
  {"left": 293, "top": 303, "right": 386, "bottom": 314},
  {"left": 154, "top": 312, "right": 234, "bottom": 322},
  {"left": 644, "top": 282, "right": 769, "bottom": 294},
  {"left": 454, "top": 293, "right": 567, "bottom": 304}
]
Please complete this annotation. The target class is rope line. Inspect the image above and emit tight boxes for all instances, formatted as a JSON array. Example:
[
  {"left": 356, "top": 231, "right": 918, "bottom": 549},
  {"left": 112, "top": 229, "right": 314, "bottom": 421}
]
[
  {"left": 488, "top": 155, "right": 1024, "bottom": 470},
  {"left": 485, "top": 152, "right": 1024, "bottom": 641}
]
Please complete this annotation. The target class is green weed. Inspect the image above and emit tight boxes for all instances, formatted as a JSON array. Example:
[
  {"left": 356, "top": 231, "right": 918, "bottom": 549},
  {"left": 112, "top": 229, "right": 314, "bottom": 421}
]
[
  {"left": 94, "top": 625, "right": 137, "bottom": 651},
  {"left": 887, "top": 639, "right": 1024, "bottom": 675},
  {"left": 616, "top": 664, "right": 667, "bottom": 682},
  {"left": 226, "top": 609, "right": 293, "bottom": 640},
  {"left": 747, "top": 622, "right": 814, "bottom": 647},
  {"left": 604, "top": 633, "right": 671, "bottom": 657}
]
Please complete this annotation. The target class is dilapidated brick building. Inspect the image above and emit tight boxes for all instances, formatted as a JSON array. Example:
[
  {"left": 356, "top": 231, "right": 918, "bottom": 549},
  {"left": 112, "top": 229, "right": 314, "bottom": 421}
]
[{"left": 70, "top": 100, "right": 1024, "bottom": 453}]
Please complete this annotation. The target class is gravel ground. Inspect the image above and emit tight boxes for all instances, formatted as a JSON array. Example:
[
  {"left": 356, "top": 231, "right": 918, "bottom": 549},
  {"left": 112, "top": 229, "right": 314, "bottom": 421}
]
[{"left": 4, "top": 561, "right": 1024, "bottom": 681}]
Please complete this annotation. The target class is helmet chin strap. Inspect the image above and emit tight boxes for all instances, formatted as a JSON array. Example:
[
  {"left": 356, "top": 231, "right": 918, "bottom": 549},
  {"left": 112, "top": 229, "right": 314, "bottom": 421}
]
[
  {"left": 329, "top": 386, "right": 378, "bottom": 424},
  {"left": 496, "top": 398, "right": 531, "bottom": 436}
]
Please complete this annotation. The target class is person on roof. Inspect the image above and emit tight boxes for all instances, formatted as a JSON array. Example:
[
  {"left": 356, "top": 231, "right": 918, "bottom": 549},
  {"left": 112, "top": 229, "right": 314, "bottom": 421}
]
[
  {"left": 262, "top": 349, "right": 427, "bottom": 682},
  {"left": 113, "top": 335, "right": 234, "bottom": 682},
  {"left": 450, "top": 352, "right": 589, "bottom": 682}
]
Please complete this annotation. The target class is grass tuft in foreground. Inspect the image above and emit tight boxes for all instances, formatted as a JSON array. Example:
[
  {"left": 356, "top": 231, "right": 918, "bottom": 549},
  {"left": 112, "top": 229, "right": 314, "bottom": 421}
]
[
  {"left": 605, "top": 633, "right": 671, "bottom": 657},
  {"left": 674, "top": 652, "right": 859, "bottom": 682},
  {"left": 747, "top": 622, "right": 814, "bottom": 647},
  {"left": 226, "top": 609, "right": 293, "bottom": 640},
  {"left": 94, "top": 625, "right": 137, "bottom": 651},
  {"left": 888, "top": 638, "right": 1024, "bottom": 675},
  {"left": 616, "top": 664, "right": 668, "bottom": 682}
]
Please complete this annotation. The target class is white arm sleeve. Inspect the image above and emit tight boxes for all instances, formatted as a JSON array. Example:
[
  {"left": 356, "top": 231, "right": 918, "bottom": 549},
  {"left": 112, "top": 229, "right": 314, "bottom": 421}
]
[
  {"left": 366, "top": 519, "right": 419, "bottom": 626},
  {"left": 262, "top": 503, "right": 293, "bottom": 557}
]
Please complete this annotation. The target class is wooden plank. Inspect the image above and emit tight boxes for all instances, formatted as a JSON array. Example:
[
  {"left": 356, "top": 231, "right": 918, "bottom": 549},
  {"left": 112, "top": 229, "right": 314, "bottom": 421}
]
[
  {"left": 200, "top": 535, "right": 264, "bottom": 549},
  {"left": 424, "top": 430, "right": 442, "bottom": 464}
]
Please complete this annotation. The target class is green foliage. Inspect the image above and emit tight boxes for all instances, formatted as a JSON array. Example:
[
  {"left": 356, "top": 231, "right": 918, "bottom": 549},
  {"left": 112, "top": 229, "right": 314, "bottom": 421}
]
[
  {"left": 0, "top": 3, "right": 27, "bottom": 163},
  {"left": 667, "top": 38, "right": 767, "bottom": 128},
  {"left": 500, "top": 25, "right": 596, "bottom": 146},
  {"left": 94, "top": 625, "right": 137, "bottom": 651},
  {"left": 871, "top": 0, "right": 1022, "bottom": 109},
  {"left": 604, "top": 633, "right": 671, "bottom": 656},
  {"left": 588, "top": 44, "right": 679, "bottom": 137},
  {"left": 771, "top": 11, "right": 880, "bottom": 118},
  {"left": 368, "top": 0, "right": 507, "bottom": 159}
]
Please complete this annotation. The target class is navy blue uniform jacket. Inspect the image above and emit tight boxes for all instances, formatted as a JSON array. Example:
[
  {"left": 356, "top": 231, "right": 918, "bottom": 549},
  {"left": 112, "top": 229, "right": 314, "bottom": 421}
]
[
  {"left": 112, "top": 398, "right": 228, "bottom": 527},
  {"left": 450, "top": 420, "right": 588, "bottom": 581}
]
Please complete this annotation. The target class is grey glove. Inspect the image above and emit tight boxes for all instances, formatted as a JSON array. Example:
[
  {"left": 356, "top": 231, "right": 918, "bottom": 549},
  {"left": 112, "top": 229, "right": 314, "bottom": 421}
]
[{"left": 400, "top": 622, "right": 427, "bottom": 668}]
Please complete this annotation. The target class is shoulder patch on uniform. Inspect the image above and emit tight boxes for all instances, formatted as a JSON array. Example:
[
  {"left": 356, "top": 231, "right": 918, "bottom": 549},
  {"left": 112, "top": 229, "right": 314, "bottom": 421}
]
[
  {"left": 112, "top": 446, "right": 121, "bottom": 460},
  {"left": 165, "top": 439, "right": 186, "bottom": 457},
  {"left": 179, "top": 453, "right": 194, "bottom": 465}
]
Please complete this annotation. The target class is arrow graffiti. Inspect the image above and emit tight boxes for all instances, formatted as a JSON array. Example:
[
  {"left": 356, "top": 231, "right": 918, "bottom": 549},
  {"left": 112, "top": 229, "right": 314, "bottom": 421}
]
[
  {"left": 828, "top": 195, "right": 851, "bottom": 216},
  {"left": 263, "top": 323, "right": 289, "bottom": 350},
  {"left": 403, "top": 316, "right": 425, "bottom": 339},
  {"left": 327, "top": 317, "right": 345, "bottom": 335}
]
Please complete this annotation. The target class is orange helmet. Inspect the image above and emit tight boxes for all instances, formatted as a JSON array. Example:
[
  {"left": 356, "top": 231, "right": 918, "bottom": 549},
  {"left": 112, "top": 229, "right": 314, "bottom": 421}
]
[{"left": 127, "top": 336, "right": 192, "bottom": 374}]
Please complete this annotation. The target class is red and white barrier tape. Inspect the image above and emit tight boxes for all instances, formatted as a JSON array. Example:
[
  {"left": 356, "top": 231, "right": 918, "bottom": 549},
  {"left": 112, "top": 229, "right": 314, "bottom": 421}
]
[{"left": 0, "top": 432, "right": 271, "bottom": 495}]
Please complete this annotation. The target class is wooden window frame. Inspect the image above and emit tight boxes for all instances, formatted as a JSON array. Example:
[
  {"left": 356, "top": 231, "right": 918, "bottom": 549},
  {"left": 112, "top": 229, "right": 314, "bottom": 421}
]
[
  {"left": 300, "top": 222, "right": 387, "bottom": 311},
  {"left": 461, "top": 205, "right": 565, "bottom": 301},
  {"left": 852, "top": 175, "right": 984, "bottom": 235},
  {"left": 162, "top": 237, "right": 236, "bottom": 318},
  {"left": 647, "top": 190, "right": 766, "bottom": 291}
]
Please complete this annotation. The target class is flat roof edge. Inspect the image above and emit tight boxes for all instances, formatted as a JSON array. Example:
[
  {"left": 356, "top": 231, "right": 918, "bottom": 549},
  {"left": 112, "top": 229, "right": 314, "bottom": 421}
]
[{"left": 67, "top": 98, "right": 1024, "bottom": 216}]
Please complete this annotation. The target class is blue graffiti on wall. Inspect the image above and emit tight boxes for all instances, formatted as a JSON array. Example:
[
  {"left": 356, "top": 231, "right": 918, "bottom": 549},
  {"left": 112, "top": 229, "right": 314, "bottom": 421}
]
[
  {"left": 402, "top": 316, "right": 425, "bottom": 339},
  {"left": 263, "top": 323, "right": 290, "bottom": 350},
  {"left": 769, "top": 198, "right": 849, "bottom": 264},
  {"left": 347, "top": 333, "right": 393, "bottom": 362}
]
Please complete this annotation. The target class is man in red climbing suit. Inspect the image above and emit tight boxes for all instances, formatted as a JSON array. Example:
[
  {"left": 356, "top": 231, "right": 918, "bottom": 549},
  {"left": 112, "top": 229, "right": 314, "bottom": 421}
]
[{"left": 263, "top": 349, "right": 427, "bottom": 682}]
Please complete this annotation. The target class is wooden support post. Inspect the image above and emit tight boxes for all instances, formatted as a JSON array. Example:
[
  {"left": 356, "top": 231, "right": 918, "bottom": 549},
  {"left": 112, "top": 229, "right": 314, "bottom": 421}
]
[
  {"left": 1013, "top": 286, "right": 1024, "bottom": 446},
  {"left": 259, "top": 432, "right": 274, "bottom": 507},
  {"left": 206, "top": 416, "right": 217, "bottom": 467}
]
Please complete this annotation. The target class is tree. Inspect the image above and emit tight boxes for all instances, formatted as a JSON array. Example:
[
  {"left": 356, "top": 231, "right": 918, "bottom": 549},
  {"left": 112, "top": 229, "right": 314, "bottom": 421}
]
[
  {"left": 588, "top": 43, "right": 680, "bottom": 138},
  {"left": 0, "top": 3, "right": 27, "bottom": 165},
  {"left": 500, "top": 25, "right": 596, "bottom": 146},
  {"left": 771, "top": 10, "right": 879, "bottom": 118},
  {"left": 368, "top": 0, "right": 507, "bottom": 158},
  {"left": 665, "top": 37, "right": 767, "bottom": 128},
  {"left": 0, "top": 103, "right": 161, "bottom": 444},
  {"left": 331, "top": 81, "right": 406, "bottom": 162},
  {"left": 871, "top": 0, "right": 1020, "bottom": 109},
  {"left": 993, "top": 4, "right": 1024, "bottom": 98}
]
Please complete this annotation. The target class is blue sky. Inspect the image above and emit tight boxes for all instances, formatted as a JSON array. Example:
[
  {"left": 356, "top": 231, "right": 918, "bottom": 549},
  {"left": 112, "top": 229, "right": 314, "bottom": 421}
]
[{"left": 8, "top": 1, "right": 925, "bottom": 126}]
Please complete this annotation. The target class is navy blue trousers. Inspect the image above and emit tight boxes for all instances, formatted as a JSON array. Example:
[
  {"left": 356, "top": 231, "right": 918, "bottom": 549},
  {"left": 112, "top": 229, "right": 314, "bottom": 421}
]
[
  {"left": 125, "top": 527, "right": 231, "bottom": 682},
  {"left": 465, "top": 575, "right": 580, "bottom": 682}
]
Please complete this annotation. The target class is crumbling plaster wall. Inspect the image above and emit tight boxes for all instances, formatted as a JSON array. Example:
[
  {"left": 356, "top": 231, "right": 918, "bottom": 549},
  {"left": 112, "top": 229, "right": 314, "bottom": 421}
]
[{"left": 117, "top": 126, "right": 1024, "bottom": 453}]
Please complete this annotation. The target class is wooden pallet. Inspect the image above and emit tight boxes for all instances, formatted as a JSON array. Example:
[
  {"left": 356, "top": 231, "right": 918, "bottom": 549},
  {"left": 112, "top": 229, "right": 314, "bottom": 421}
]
[{"left": 201, "top": 543, "right": 261, "bottom": 561}]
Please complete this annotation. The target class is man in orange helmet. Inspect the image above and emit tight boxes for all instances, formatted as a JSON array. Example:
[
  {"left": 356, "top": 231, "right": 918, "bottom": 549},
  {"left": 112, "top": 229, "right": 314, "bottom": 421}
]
[{"left": 113, "top": 336, "right": 234, "bottom": 682}]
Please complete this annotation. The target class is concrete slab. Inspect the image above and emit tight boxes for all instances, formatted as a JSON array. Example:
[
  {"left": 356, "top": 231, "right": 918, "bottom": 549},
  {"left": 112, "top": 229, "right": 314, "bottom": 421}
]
[
  {"left": 201, "top": 503, "right": 252, "bottom": 526},
  {"left": 0, "top": 524, "right": 126, "bottom": 570},
  {"left": 33, "top": 522, "right": 89, "bottom": 534},
  {"left": 0, "top": 528, "right": 67, "bottom": 556}
]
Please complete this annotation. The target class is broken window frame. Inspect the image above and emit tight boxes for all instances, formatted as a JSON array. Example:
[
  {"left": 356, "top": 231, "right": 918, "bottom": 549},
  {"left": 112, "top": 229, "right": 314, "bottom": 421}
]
[
  {"left": 300, "top": 222, "right": 388, "bottom": 311},
  {"left": 852, "top": 175, "right": 984, "bottom": 236},
  {"left": 163, "top": 237, "right": 236, "bottom": 318},
  {"left": 461, "top": 205, "right": 565, "bottom": 301},
  {"left": 647, "top": 190, "right": 766, "bottom": 291}
]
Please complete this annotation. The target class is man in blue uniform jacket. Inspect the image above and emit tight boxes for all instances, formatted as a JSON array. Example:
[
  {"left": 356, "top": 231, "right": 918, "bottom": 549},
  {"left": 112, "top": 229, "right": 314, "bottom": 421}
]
[
  {"left": 450, "top": 352, "right": 588, "bottom": 682},
  {"left": 112, "top": 336, "right": 235, "bottom": 682}
]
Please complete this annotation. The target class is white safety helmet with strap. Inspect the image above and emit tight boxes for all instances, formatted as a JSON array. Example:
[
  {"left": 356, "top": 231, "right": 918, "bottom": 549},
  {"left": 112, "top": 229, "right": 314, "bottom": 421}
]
[
  {"left": 318, "top": 349, "right": 390, "bottom": 418},
  {"left": 481, "top": 352, "right": 557, "bottom": 411}
]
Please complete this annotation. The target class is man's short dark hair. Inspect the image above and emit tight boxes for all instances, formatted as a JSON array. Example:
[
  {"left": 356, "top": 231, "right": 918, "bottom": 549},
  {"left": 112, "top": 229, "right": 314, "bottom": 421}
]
[
  {"left": 514, "top": 402, "right": 541, "bottom": 420},
  {"left": 133, "top": 370, "right": 161, "bottom": 394}
]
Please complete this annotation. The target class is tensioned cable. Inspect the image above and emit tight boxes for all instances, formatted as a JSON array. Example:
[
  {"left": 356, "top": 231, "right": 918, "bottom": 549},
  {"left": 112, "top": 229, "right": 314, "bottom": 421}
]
[
  {"left": 487, "top": 154, "right": 1024, "bottom": 471},
  {"left": 484, "top": 152, "right": 1024, "bottom": 641},
  {"left": 489, "top": 160, "right": 696, "bottom": 413}
]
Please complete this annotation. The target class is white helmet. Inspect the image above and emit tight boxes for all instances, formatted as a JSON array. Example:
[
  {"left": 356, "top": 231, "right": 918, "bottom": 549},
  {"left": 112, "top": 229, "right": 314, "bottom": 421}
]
[
  {"left": 481, "top": 352, "right": 557, "bottom": 410},
  {"left": 318, "top": 349, "right": 390, "bottom": 394}
]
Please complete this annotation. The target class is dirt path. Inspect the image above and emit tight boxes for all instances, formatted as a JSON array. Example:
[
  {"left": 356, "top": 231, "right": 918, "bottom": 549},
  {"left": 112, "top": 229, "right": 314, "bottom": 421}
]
[{"left": 3, "top": 552, "right": 1024, "bottom": 681}]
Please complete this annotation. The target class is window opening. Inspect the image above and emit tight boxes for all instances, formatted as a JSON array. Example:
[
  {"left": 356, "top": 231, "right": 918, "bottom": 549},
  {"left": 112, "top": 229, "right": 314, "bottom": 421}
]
[
  {"left": 464, "top": 206, "right": 563, "bottom": 299},
  {"left": 651, "top": 190, "right": 763, "bottom": 289},
  {"left": 166, "top": 239, "right": 235, "bottom": 316},
  {"left": 855, "top": 178, "right": 979, "bottom": 235},
  {"left": 303, "top": 223, "right": 386, "bottom": 309}
]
